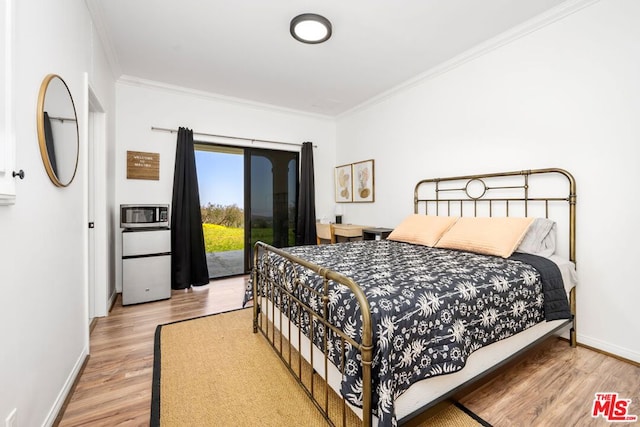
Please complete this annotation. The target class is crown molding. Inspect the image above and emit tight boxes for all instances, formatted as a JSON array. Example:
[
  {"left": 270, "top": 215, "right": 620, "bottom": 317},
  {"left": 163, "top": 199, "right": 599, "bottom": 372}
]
[
  {"left": 338, "top": 0, "right": 601, "bottom": 119},
  {"left": 116, "top": 76, "right": 335, "bottom": 121}
]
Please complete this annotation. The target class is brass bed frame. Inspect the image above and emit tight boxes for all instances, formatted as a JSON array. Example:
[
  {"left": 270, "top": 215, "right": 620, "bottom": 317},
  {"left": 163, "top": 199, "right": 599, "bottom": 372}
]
[{"left": 252, "top": 168, "right": 577, "bottom": 427}]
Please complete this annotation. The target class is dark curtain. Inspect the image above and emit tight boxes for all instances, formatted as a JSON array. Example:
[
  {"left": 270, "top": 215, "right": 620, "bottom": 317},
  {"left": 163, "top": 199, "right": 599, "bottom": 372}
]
[
  {"left": 171, "top": 127, "right": 209, "bottom": 289},
  {"left": 295, "top": 142, "right": 317, "bottom": 245},
  {"left": 43, "top": 112, "right": 58, "bottom": 176}
]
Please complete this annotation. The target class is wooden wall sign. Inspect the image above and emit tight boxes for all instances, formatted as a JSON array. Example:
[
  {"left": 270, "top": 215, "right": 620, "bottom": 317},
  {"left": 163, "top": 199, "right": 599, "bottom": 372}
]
[{"left": 127, "top": 151, "right": 160, "bottom": 180}]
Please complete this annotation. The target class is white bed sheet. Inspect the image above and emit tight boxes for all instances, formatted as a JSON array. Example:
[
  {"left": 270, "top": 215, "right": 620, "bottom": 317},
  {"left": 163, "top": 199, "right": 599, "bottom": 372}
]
[{"left": 549, "top": 255, "right": 578, "bottom": 293}]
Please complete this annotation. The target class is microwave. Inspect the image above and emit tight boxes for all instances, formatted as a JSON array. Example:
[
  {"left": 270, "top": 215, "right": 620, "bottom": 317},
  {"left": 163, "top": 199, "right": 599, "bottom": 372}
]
[{"left": 120, "top": 204, "right": 169, "bottom": 229}]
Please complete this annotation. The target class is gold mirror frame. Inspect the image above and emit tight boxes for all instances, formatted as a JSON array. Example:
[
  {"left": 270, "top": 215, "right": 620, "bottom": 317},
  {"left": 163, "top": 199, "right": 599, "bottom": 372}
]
[{"left": 36, "top": 74, "right": 79, "bottom": 187}]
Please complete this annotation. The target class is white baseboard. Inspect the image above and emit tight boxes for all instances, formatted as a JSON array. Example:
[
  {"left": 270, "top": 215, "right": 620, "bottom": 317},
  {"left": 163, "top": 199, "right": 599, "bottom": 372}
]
[
  {"left": 107, "top": 289, "right": 118, "bottom": 313},
  {"left": 42, "top": 345, "right": 89, "bottom": 427},
  {"left": 577, "top": 334, "right": 640, "bottom": 364}
]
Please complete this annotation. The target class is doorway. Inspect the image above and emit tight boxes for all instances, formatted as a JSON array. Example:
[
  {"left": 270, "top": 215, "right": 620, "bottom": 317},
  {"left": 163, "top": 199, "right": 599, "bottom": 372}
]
[
  {"left": 195, "top": 145, "right": 245, "bottom": 279},
  {"left": 195, "top": 143, "right": 299, "bottom": 278},
  {"left": 85, "top": 76, "right": 109, "bottom": 327}
]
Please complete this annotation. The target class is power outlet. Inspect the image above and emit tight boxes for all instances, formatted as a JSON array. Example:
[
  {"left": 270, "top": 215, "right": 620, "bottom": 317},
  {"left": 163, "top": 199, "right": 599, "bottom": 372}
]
[{"left": 5, "top": 408, "right": 16, "bottom": 427}]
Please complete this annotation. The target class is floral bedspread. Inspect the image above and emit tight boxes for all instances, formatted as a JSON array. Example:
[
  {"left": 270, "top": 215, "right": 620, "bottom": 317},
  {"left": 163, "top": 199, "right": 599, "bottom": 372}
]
[{"left": 246, "top": 240, "right": 570, "bottom": 427}]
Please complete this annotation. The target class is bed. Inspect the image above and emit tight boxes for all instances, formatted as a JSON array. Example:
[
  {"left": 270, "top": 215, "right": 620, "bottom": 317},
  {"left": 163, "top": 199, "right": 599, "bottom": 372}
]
[{"left": 247, "top": 168, "right": 577, "bottom": 427}]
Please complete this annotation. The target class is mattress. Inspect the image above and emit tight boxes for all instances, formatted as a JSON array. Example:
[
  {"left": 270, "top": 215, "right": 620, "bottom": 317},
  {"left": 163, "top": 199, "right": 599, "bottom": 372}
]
[{"left": 250, "top": 240, "right": 573, "bottom": 426}]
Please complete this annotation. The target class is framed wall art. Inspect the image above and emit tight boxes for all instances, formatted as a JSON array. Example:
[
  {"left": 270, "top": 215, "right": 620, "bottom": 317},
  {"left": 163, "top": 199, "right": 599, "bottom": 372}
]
[
  {"left": 352, "top": 159, "right": 374, "bottom": 203},
  {"left": 334, "top": 163, "right": 352, "bottom": 202}
]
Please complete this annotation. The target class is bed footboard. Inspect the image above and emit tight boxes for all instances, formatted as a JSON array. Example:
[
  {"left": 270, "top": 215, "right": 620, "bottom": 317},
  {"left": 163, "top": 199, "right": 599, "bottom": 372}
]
[{"left": 252, "top": 241, "right": 373, "bottom": 427}]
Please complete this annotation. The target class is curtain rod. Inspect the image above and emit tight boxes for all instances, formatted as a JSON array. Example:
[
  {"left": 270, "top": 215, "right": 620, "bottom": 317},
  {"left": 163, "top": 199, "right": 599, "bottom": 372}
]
[{"left": 150, "top": 126, "right": 316, "bottom": 148}]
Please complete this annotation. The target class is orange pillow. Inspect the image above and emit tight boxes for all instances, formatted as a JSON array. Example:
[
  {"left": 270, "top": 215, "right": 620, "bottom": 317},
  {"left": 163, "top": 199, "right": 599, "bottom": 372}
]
[
  {"left": 387, "top": 215, "right": 459, "bottom": 247},
  {"left": 435, "top": 217, "right": 535, "bottom": 258}
]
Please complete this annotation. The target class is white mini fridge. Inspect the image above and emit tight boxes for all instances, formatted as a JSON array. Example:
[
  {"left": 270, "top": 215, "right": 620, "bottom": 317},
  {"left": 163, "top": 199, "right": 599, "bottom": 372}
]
[{"left": 122, "top": 228, "right": 171, "bottom": 305}]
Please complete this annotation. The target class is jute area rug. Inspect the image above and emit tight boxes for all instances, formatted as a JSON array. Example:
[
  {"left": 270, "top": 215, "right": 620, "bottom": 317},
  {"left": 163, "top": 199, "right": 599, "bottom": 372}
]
[{"left": 151, "top": 308, "right": 491, "bottom": 426}]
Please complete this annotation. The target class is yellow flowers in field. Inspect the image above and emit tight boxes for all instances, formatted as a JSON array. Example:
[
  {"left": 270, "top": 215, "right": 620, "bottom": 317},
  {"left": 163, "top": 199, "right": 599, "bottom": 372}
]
[{"left": 202, "top": 223, "right": 243, "bottom": 252}]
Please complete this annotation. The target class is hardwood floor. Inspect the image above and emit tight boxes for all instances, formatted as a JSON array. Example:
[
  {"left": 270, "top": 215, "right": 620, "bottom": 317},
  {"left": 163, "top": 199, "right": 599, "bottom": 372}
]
[
  {"left": 57, "top": 276, "right": 250, "bottom": 427},
  {"left": 459, "top": 339, "right": 640, "bottom": 426},
  {"left": 57, "top": 276, "right": 640, "bottom": 426}
]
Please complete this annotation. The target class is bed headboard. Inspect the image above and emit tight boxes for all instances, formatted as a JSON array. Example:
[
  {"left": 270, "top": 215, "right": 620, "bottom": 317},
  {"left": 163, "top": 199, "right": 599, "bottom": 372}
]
[{"left": 413, "top": 168, "right": 576, "bottom": 264}]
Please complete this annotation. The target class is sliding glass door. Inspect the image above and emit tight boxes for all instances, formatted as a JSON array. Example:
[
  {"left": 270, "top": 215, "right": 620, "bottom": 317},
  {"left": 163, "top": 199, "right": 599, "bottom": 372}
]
[
  {"left": 195, "top": 143, "right": 299, "bottom": 277},
  {"left": 245, "top": 148, "right": 299, "bottom": 272}
]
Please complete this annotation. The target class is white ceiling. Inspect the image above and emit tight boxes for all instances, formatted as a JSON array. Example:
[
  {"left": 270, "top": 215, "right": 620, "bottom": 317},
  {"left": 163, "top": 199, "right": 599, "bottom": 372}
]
[{"left": 87, "top": 0, "right": 569, "bottom": 116}]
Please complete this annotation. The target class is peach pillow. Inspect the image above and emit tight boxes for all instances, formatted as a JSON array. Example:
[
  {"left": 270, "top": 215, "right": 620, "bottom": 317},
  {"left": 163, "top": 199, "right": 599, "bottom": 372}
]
[
  {"left": 435, "top": 217, "right": 535, "bottom": 258},
  {"left": 387, "top": 215, "right": 459, "bottom": 247}
]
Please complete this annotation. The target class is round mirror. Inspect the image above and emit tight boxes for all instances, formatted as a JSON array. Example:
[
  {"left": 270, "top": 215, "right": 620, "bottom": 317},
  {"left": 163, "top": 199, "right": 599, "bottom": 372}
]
[{"left": 36, "top": 74, "right": 79, "bottom": 187}]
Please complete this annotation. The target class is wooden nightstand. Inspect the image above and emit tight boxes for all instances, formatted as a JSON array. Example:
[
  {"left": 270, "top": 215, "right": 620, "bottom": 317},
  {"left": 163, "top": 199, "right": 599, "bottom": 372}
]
[{"left": 362, "top": 227, "right": 393, "bottom": 241}]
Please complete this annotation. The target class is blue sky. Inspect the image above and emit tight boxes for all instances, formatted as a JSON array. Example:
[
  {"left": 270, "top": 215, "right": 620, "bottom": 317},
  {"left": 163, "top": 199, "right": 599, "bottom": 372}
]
[
  {"left": 194, "top": 149, "right": 297, "bottom": 217},
  {"left": 195, "top": 150, "right": 244, "bottom": 208}
]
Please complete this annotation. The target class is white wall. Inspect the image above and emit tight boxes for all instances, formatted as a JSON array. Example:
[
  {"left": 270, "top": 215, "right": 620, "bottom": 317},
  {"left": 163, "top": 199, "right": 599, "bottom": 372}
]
[
  {"left": 1, "top": 1, "right": 635, "bottom": 424},
  {"left": 336, "top": 0, "right": 640, "bottom": 363},
  {"left": 114, "top": 80, "right": 336, "bottom": 291},
  {"left": 0, "top": 0, "right": 115, "bottom": 425}
]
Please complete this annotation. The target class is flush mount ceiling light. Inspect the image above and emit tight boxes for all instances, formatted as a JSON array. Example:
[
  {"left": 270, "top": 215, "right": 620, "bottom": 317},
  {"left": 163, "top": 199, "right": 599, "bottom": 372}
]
[{"left": 290, "top": 13, "right": 332, "bottom": 44}]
